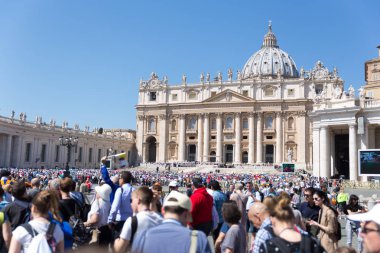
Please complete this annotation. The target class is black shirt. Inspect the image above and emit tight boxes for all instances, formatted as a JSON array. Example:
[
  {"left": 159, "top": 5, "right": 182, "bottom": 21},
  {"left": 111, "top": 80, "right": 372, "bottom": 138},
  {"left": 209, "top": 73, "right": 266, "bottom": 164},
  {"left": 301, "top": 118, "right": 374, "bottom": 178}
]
[
  {"left": 59, "top": 198, "right": 77, "bottom": 221},
  {"left": 299, "top": 201, "right": 320, "bottom": 221}
]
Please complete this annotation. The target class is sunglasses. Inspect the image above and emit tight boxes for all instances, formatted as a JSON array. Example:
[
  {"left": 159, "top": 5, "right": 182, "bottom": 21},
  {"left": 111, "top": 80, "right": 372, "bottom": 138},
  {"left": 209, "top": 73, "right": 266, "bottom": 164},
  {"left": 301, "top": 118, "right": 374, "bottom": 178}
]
[
  {"left": 361, "top": 226, "right": 380, "bottom": 234},
  {"left": 313, "top": 198, "right": 321, "bottom": 201}
]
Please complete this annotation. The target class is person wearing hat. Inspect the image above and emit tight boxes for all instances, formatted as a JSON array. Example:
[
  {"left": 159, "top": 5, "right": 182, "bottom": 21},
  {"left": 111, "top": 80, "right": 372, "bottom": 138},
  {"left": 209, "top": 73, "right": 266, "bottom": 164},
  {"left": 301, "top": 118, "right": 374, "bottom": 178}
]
[
  {"left": 100, "top": 160, "right": 120, "bottom": 204},
  {"left": 84, "top": 183, "right": 112, "bottom": 246},
  {"left": 131, "top": 191, "right": 212, "bottom": 253},
  {"left": 347, "top": 203, "right": 380, "bottom": 253}
]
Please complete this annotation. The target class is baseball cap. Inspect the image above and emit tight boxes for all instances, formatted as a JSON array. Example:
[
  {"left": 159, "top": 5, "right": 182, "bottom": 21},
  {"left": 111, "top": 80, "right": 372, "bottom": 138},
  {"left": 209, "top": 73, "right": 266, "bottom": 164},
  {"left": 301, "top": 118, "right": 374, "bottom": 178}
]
[
  {"left": 163, "top": 191, "right": 192, "bottom": 211},
  {"left": 348, "top": 203, "right": 380, "bottom": 226},
  {"left": 168, "top": 180, "right": 178, "bottom": 187}
]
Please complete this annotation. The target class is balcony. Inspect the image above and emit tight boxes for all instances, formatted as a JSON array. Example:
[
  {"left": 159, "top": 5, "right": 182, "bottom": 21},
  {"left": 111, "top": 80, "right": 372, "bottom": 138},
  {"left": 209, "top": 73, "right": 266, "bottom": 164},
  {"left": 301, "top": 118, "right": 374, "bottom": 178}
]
[
  {"left": 263, "top": 128, "right": 276, "bottom": 134},
  {"left": 364, "top": 99, "right": 380, "bottom": 108}
]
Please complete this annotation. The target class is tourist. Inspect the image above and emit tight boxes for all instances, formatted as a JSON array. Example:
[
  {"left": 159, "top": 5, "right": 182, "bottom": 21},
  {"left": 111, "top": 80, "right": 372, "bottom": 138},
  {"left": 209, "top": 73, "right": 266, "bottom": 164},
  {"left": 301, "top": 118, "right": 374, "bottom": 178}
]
[
  {"left": 299, "top": 187, "right": 320, "bottom": 236},
  {"left": 345, "top": 194, "right": 366, "bottom": 252},
  {"left": 83, "top": 183, "right": 112, "bottom": 247},
  {"left": 260, "top": 198, "right": 325, "bottom": 253},
  {"left": 27, "top": 178, "right": 40, "bottom": 199},
  {"left": 220, "top": 200, "right": 246, "bottom": 253},
  {"left": 248, "top": 201, "right": 273, "bottom": 253},
  {"left": 211, "top": 180, "right": 227, "bottom": 240},
  {"left": 308, "top": 190, "right": 339, "bottom": 253},
  {"left": 190, "top": 177, "right": 213, "bottom": 236},
  {"left": 348, "top": 203, "right": 380, "bottom": 253},
  {"left": 8, "top": 190, "right": 64, "bottom": 253},
  {"left": 114, "top": 187, "right": 162, "bottom": 253},
  {"left": 58, "top": 177, "right": 79, "bottom": 222},
  {"left": 131, "top": 191, "right": 211, "bottom": 253},
  {"left": 230, "top": 183, "right": 248, "bottom": 231}
]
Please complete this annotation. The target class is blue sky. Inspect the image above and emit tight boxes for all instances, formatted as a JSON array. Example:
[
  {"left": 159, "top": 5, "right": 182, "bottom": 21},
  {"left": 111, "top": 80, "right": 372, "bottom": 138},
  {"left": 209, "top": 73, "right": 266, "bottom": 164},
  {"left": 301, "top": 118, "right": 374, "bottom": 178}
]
[{"left": 0, "top": 1, "right": 379, "bottom": 130}]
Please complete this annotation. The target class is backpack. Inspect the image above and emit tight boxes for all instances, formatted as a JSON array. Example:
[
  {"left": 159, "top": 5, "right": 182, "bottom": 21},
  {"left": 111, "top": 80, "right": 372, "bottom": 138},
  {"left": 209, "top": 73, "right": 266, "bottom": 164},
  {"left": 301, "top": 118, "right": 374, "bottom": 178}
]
[
  {"left": 336, "top": 218, "right": 342, "bottom": 240},
  {"left": 130, "top": 215, "right": 138, "bottom": 244},
  {"left": 259, "top": 192, "right": 264, "bottom": 202},
  {"left": 21, "top": 222, "right": 57, "bottom": 253}
]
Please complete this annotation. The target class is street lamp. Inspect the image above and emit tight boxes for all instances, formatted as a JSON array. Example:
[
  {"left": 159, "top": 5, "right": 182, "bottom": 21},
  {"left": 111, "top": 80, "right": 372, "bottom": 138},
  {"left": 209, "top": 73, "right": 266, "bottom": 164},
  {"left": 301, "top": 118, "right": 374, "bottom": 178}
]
[{"left": 59, "top": 136, "right": 78, "bottom": 171}]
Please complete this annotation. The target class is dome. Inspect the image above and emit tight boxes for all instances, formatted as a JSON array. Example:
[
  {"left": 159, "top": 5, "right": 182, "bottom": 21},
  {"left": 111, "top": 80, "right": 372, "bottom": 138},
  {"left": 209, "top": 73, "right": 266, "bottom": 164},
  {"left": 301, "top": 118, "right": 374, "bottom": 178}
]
[{"left": 241, "top": 23, "right": 299, "bottom": 79}]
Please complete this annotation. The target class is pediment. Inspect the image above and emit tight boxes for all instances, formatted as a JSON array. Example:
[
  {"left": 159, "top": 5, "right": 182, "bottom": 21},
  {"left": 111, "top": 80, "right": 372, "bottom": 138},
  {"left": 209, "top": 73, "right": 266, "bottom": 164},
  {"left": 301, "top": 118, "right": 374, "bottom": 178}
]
[{"left": 203, "top": 89, "right": 253, "bottom": 103}]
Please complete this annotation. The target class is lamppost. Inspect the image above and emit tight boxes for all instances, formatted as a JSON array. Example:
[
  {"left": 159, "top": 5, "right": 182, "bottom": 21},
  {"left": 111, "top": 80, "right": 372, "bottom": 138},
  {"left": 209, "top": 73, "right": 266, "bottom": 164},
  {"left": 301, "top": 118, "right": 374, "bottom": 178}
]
[{"left": 59, "top": 136, "right": 78, "bottom": 174}]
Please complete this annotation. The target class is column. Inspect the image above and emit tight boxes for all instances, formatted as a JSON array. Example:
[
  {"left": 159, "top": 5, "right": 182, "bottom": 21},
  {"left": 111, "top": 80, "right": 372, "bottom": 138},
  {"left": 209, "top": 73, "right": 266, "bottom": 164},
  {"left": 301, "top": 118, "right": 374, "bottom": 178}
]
[
  {"left": 312, "top": 127, "right": 320, "bottom": 177},
  {"left": 235, "top": 113, "right": 241, "bottom": 163},
  {"left": 197, "top": 114, "right": 203, "bottom": 162},
  {"left": 297, "top": 112, "right": 307, "bottom": 164},
  {"left": 248, "top": 112, "right": 255, "bottom": 164},
  {"left": 275, "top": 112, "right": 282, "bottom": 163},
  {"left": 256, "top": 112, "right": 263, "bottom": 163},
  {"left": 216, "top": 113, "right": 223, "bottom": 163},
  {"left": 330, "top": 131, "right": 335, "bottom": 176},
  {"left": 360, "top": 124, "right": 369, "bottom": 181},
  {"left": 368, "top": 126, "right": 375, "bottom": 149},
  {"left": 5, "top": 135, "right": 12, "bottom": 167},
  {"left": 203, "top": 114, "right": 210, "bottom": 162},
  {"left": 16, "top": 136, "right": 23, "bottom": 168},
  {"left": 349, "top": 124, "right": 358, "bottom": 181},
  {"left": 137, "top": 115, "right": 145, "bottom": 163},
  {"left": 158, "top": 114, "right": 168, "bottom": 162},
  {"left": 178, "top": 114, "right": 186, "bottom": 161},
  {"left": 320, "top": 126, "right": 329, "bottom": 178}
]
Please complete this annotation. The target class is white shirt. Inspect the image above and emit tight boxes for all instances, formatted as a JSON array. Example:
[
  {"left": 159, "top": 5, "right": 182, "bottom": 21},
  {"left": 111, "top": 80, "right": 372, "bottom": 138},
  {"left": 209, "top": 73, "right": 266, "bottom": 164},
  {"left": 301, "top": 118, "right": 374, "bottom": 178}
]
[
  {"left": 12, "top": 219, "right": 64, "bottom": 253},
  {"left": 87, "top": 198, "right": 111, "bottom": 227},
  {"left": 120, "top": 210, "right": 163, "bottom": 242}
]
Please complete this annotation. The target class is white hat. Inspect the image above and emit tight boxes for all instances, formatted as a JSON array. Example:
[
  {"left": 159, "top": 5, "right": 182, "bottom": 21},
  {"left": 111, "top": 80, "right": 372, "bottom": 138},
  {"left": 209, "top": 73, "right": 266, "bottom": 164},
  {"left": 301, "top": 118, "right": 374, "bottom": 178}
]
[
  {"left": 348, "top": 203, "right": 380, "bottom": 226},
  {"left": 95, "top": 184, "right": 112, "bottom": 202},
  {"left": 168, "top": 180, "right": 178, "bottom": 187},
  {"left": 163, "top": 191, "right": 192, "bottom": 211}
]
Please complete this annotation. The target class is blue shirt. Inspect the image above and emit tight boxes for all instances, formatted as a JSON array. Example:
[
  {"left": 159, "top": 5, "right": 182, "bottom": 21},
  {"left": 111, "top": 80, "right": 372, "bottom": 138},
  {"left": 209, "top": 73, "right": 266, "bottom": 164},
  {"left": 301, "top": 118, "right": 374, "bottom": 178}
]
[
  {"left": 132, "top": 219, "right": 212, "bottom": 253},
  {"left": 212, "top": 190, "right": 227, "bottom": 223},
  {"left": 107, "top": 183, "right": 134, "bottom": 223},
  {"left": 100, "top": 165, "right": 119, "bottom": 203},
  {"left": 252, "top": 217, "right": 272, "bottom": 253}
]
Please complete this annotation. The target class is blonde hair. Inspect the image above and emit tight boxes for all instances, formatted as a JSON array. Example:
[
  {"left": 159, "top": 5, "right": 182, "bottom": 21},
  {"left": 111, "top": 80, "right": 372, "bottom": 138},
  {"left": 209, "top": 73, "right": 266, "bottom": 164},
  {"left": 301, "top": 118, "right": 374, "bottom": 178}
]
[{"left": 270, "top": 198, "right": 295, "bottom": 222}]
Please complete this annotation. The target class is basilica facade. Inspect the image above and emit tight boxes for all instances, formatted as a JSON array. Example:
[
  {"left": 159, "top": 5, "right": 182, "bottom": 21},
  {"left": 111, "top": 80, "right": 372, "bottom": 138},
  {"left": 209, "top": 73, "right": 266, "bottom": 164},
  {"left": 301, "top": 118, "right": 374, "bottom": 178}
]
[{"left": 136, "top": 24, "right": 345, "bottom": 171}]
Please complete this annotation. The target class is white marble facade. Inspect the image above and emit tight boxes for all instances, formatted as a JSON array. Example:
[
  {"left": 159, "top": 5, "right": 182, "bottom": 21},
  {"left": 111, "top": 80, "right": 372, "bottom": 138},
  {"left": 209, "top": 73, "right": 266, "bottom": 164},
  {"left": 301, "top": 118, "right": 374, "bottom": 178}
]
[
  {"left": 0, "top": 114, "right": 136, "bottom": 169},
  {"left": 136, "top": 24, "right": 347, "bottom": 171}
]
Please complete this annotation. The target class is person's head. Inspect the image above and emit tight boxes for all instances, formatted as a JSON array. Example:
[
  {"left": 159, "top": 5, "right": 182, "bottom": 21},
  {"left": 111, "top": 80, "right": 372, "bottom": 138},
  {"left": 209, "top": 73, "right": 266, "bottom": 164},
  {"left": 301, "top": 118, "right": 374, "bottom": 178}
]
[
  {"left": 163, "top": 191, "right": 192, "bottom": 226},
  {"left": 192, "top": 177, "right": 203, "bottom": 189},
  {"left": 49, "top": 178, "right": 61, "bottom": 191},
  {"left": 32, "top": 190, "right": 60, "bottom": 221},
  {"left": 270, "top": 198, "right": 295, "bottom": 236},
  {"left": 131, "top": 186, "right": 153, "bottom": 213},
  {"left": 210, "top": 180, "right": 221, "bottom": 191},
  {"left": 119, "top": 171, "right": 133, "bottom": 185},
  {"left": 94, "top": 184, "right": 112, "bottom": 202},
  {"left": 348, "top": 203, "right": 380, "bottom": 253},
  {"left": 229, "top": 184, "right": 235, "bottom": 191},
  {"left": 248, "top": 202, "right": 270, "bottom": 229},
  {"left": 235, "top": 182, "right": 244, "bottom": 192},
  {"left": 152, "top": 183, "right": 163, "bottom": 198},
  {"left": 304, "top": 187, "right": 315, "bottom": 204},
  {"left": 59, "top": 177, "right": 73, "bottom": 193},
  {"left": 12, "top": 180, "right": 28, "bottom": 201},
  {"left": 168, "top": 180, "right": 179, "bottom": 192},
  {"left": 263, "top": 196, "right": 277, "bottom": 211},
  {"left": 254, "top": 184, "right": 260, "bottom": 192},
  {"left": 222, "top": 201, "right": 241, "bottom": 225},
  {"left": 313, "top": 189, "right": 329, "bottom": 207},
  {"left": 246, "top": 182, "right": 253, "bottom": 191},
  {"left": 31, "top": 178, "right": 40, "bottom": 188},
  {"left": 348, "top": 194, "right": 359, "bottom": 207}
]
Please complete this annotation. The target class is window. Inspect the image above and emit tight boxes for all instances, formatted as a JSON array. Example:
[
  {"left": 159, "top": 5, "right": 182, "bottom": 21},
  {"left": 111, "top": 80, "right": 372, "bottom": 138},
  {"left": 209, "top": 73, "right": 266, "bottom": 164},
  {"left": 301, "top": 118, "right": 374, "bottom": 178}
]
[
  {"left": 41, "top": 144, "right": 47, "bottom": 162},
  {"left": 98, "top": 149, "right": 102, "bottom": 162},
  {"left": 148, "top": 118, "right": 156, "bottom": 131},
  {"left": 242, "top": 90, "right": 248, "bottom": 96},
  {"left": 211, "top": 118, "right": 217, "bottom": 130},
  {"left": 189, "top": 136, "right": 196, "bottom": 140},
  {"left": 211, "top": 136, "right": 216, "bottom": 140},
  {"left": 266, "top": 136, "right": 273, "bottom": 140},
  {"left": 25, "top": 143, "right": 31, "bottom": 162},
  {"left": 149, "top": 92, "right": 157, "bottom": 101},
  {"left": 171, "top": 120, "right": 177, "bottom": 131},
  {"left": 242, "top": 118, "right": 248, "bottom": 129},
  {"left": 243, "top": 136, "right": 248, "bottom": 140},
  {"left": 288, "top": 117, "right": 295, "bottom": 129},
  {"left": 225, "top": 117, "right": 233, "bottom": 129},
  {"left": 315, "top": 85, "right": 323, "bottom": 95},
  {"left": 172, "top": 94, "right": 178, "bottom": 101},
  {"left": 188, "top": 91, "right": 197, "bottom": 100},
  {"left": 211, "top": 91, "right": 217, "bottom": 97},
  {"left": 265, "top": 116, "right": 273, "bottom": 129},
  {"left": 78, "top": 147, "right": 83, "bottom": 163},
  {"left": 264, "top": 88, "right": 274, "bottom": 97},
  {"left": 55, "top": 145, "right": 60, "bottom": 162},
  {"left": 288, "top": 89, "right": 295, "bottom": 96},
  {"left": 88, "top": 148, "right": 93, "bottom": 163},
  {"left": 367, "top": 91, "right": 373, "bottom": 98},
  {"left": 188, "top": 118, "right": 197, "bottom": 130}
]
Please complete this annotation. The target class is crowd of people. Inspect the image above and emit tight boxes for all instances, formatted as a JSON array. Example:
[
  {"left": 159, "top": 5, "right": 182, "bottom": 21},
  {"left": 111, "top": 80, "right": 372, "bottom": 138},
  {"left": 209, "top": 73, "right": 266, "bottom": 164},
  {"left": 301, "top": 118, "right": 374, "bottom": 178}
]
[{"left": 0, "top": 165, "right": 378, "bottom": 253}]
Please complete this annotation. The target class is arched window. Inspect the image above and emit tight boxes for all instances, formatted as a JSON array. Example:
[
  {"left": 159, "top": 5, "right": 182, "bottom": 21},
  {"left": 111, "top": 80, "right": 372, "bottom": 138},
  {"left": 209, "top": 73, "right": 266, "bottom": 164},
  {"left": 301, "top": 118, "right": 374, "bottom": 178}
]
[
  {"left": 288, "top": 117, "right": 294, "bottom": 129},
  {"left": 242, "top": 118, "right": 248, "bottom": 129},
  {"left": 225, "top": 117, "right": 233, "bottom": 129},
  {"left": 188, "top": 91, "right": 197, "bottom": 100},
  {"left": 171, "top": 120, "right": 176, "bottom": 131},
  {"left": 242, "top": 151, "right": 248, "bottom": 164},
  {"left": 265, "top": 116, "right": 273, "bottom": 129},
  {"left": 210, "top": 151, "right": 216, "bottom": 163},
  {"left": 188, "top": 118, "right": 197, "bottom": 130},
  {"left": 211, "top": 118, "right": 217, "bottom": 130},
  {"left": 148, "top": 118, "right": 155, "bottom": 132}
]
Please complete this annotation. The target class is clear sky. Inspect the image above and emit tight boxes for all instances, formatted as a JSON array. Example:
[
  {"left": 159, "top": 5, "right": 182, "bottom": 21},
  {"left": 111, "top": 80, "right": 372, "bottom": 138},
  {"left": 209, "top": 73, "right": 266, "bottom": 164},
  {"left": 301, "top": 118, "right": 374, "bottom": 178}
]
[{"left": 0, "top": 1, "right": 379, "bottom": 130}]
